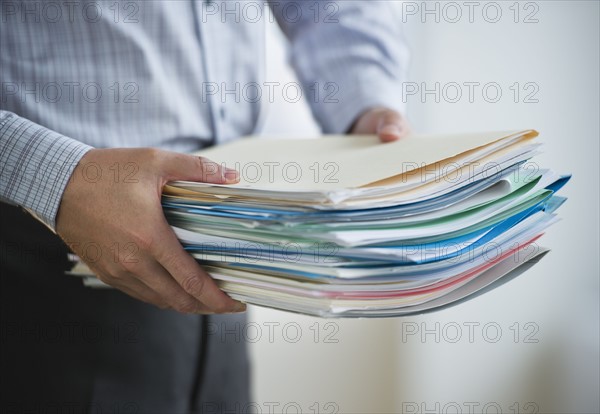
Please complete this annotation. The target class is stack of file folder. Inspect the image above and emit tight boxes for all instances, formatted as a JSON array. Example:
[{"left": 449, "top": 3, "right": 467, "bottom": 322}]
[{"left": 75, "top": 130, "right": 570, "bottom": 318}]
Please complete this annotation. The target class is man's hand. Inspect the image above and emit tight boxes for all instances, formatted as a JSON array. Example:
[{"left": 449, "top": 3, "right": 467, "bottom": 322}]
[
  {"left": 350, "top": 107, "right": 411, "bottom": 142},
  {"left": 56, "top": 148, "right": 246, "bottom": 314}
]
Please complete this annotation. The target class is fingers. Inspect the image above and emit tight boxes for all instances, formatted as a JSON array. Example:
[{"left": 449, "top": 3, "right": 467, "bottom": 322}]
[
  {"left": 376, "top": 110, "right": 410, "bottom": 143},
  {"left": 93, "top": 241, "right": 243, "bottom": 314},
  {"left": 133, "top": 259, "right": 215, "bottom": 314},
  {"left": 95, "top": 268, "right": 170, "bottom": 309},
  {"left": 350, "top": 107, "right": 411, "bottom": 143},
  {"left": 151, "top": 222, "right": 246, "bottom": 314},
  {"left": 115, "top": 283, "right": 169, "bottom": 309},
  {"left": 59, "top": 147, "right": 246, "bottom": 315},
  {"left": 163, "top": 152, "right": 240, "bottom": 184}
]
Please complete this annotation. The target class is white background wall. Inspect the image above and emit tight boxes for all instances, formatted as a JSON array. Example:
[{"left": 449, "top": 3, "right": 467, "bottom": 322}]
[{"left": 250, "top": 2, "right": 599, "bottom": 413}]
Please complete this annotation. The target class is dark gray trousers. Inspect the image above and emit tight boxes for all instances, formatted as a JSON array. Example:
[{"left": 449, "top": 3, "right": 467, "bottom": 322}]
[{"left": 0, "top": 203, "right": 250, "bottom": 414}]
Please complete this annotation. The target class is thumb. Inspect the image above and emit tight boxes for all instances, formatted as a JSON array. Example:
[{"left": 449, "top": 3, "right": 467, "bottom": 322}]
[
  {"left": 164, "top": 153, "right": 240, "bottom": 184},
  {"left": 376, "top": 110, "right": 408, "bottom": 143}
]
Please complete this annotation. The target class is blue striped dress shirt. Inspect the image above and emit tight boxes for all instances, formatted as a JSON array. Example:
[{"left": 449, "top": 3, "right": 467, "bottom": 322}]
[{"left": 0, "top": 0, "right": 409, "bottom": 229}]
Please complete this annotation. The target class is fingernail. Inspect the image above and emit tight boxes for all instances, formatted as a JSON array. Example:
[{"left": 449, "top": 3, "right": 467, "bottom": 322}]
[
  {"left": 223, "top": 168, "right": 240, "bottom": 183},
  {"left": 232, "top": 302, "right": 247, "bottom": 313}
]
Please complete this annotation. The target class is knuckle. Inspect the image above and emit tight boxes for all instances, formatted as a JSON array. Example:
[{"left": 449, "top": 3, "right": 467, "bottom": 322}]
[
  {"left": 143, "top": 147, "right": 163, "bottom": 165},
  {"left": 129, "top": 232, "right": 154, "bottom": 255},
  {"left": 109, "top": 271, "right": 128, "bottom": 284},
  {"left": 197, "top": 157, "right": 220, "bottom": 181},
  {"left": 126, "top": 229, "right": 156, "bottom": 258},
  {"left": 158, "top": 250, "right": 179, "bottom": 271},
  {"left": 195, "top": 155, "right": 207, "bottom": 169},
  {"left": 181, "top": 274, "right": 206, "bottom": 298},
  {"left": 120, "top": 257, "right": 139, "bottom": 273},
  {"left": 197, "top": 156, "right": 212, "bottom": 165}
]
